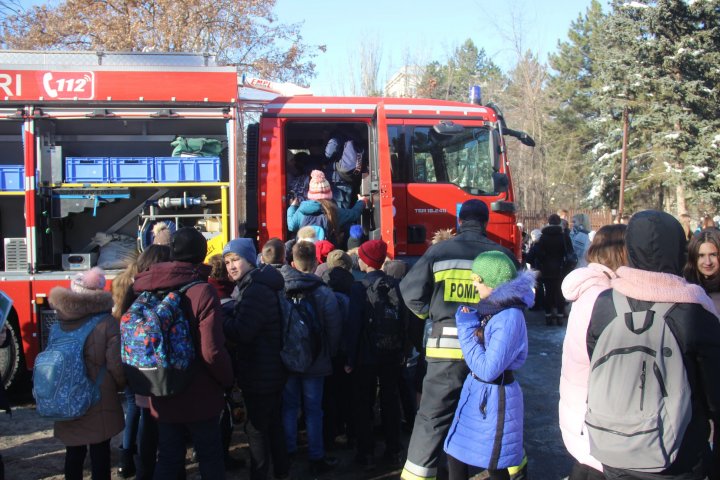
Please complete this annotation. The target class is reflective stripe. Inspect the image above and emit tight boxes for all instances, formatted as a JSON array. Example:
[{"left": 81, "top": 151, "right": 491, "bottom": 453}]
[
  {"left": 402, "top": 460, "right": 438, "bottom": 479},
  {"left": 508, "top": 454, "right": 528, "bottom": 475},
  {"left": 425, "top": 346, "right": 464, "bottom": 359},
  {"left": 432, "top": 259, "right": 474, "bottom": 273},
  {"left": 401, "top": 469, "right": 436, "bottom": 480},
  {"left": 436, "top": 337, "right": 462, "bottom": 349},
  {"left": 442, "top": 326, "right": 457, "bottom": 336}
]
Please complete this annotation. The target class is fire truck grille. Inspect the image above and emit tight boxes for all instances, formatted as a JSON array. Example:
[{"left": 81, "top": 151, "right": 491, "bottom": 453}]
[{"left": 40, "top": 310, "right": 58, "bottom": 351}]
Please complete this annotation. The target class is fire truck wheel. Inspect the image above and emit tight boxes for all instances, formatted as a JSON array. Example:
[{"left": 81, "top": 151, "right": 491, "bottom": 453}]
[{"left": 0, "top": 321, "right": 20, "bottom": 390}]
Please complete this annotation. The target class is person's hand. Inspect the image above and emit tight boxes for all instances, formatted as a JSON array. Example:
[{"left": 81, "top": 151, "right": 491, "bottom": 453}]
[
  {"left": 291, "top": 198, "right": 300, "bottom": 206},
  {"left": 460, "top": 306, "right": 471, "bottom": 313},
  {"left": 358, "top": 194, "right": 369, "bottom": 205},
  {"left": 344, "top": 365, "right": 353, "bottom": 374}
]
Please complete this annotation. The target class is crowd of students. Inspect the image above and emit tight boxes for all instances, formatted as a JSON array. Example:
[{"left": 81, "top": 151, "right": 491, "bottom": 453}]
[{"left": 19, "top": 192, "right": 720, "bottom": 480}]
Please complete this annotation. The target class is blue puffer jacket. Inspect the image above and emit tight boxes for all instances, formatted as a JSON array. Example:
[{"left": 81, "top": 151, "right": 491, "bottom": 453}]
[
  {"left": 444, "top": 270, "right": 535, "bottom": 469},
  {"left": 286, "top": 200, "right": 364, "bottom": 234}
]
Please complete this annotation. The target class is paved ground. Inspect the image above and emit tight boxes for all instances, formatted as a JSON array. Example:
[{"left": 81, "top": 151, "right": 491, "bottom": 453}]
[{"left": 4, "top": 308, "right": 574, "bottom": 479}]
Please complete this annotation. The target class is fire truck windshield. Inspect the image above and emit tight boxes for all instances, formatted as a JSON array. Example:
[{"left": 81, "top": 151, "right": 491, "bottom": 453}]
[{"left": 411, "top": 126, "right": 496, "bottom": 195}]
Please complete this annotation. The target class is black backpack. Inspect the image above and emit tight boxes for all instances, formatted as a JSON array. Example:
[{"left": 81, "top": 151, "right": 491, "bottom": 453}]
[
  {"left": 279, "top": 286, "right": 324, "bottom": 373},
  {"left": 362, "top": 275, "right": 404, "bottom": 354}
]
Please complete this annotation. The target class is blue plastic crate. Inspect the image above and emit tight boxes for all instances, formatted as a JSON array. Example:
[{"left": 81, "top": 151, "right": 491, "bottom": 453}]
[
  {"left": 0, "top": 165, "right": 24, "bottom": 191},
  {"left": 110, "top": 157, "right": 154, "bottom": 182},
  {"left": 65, "top": 157, "right": 110, "bottom": 183},
  {"left": 154, "top": 156, "right": 220, "bottom": 182}
]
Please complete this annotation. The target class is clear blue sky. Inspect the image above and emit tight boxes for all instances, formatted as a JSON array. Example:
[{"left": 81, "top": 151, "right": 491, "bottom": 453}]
[
  {"left": 275, "top": 0, "right": 596, "bottom": 95},
  {"left": 16, "top": 0, "right": 596, "bottom": 95}
]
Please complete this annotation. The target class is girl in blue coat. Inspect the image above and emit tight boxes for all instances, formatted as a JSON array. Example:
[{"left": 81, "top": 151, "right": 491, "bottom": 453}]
[
  {"left": 444, "top": 251, "right": 536, "bottom": 480},
  {"left": 287, "top": 170, "right": 366, "bottom": 246}
]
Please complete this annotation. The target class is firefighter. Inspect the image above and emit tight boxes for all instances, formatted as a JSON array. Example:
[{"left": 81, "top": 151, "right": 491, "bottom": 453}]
[{"left": 399, "top": 199, "right": 524, "bottom": 480}]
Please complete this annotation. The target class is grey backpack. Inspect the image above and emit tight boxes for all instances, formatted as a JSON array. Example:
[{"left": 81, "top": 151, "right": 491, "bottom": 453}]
[{"left": 585, "top": 290, "right": 691, "bottom": 472}]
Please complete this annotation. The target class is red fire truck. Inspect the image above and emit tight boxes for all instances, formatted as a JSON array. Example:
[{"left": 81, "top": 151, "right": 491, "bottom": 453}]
[{"left": 0, "top": 51, "right": 533, "bottom": 387}]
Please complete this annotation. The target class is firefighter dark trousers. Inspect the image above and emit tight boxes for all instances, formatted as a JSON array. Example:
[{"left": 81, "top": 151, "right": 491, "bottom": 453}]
[{"left": 401, "top": 360, "right": 468, "bottom": 480}]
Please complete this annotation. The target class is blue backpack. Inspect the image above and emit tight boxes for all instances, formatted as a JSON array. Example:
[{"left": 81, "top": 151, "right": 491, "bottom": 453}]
[
  {"left": 33, "top": 314, "right": 106, "bottom": 421},
  {"left": 120, "top": 281, "right": 203, "bottom": 397}
]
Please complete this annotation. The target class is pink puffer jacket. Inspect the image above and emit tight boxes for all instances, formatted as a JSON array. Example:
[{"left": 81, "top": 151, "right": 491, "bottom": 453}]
[{"left": 559, "top": 263, "right": 615, "bottom": 471}]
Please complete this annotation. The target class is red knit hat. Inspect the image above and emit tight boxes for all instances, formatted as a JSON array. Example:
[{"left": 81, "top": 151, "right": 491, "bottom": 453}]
[
  {"left": 315, "top": 239, "right": 335, "bottom": 264},
  {"left": 307, "top": 170, "right": 333, "bottom": 200},
  {"left": 358, "top": 239, "right": 387, "bottom": 270}
]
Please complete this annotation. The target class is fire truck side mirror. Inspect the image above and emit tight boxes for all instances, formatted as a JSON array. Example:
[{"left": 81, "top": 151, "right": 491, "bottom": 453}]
[
  {"left": 504, "top": 128, "right": 536, "bottom": 148},
  {"left": 492, "top": 172, "right": 509, "bottom": 194}
]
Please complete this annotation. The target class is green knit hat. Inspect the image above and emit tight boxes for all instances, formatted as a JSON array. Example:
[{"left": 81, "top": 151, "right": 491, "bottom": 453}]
[{"left": 471, "top": 251, "right": 517, "bottom": 288}]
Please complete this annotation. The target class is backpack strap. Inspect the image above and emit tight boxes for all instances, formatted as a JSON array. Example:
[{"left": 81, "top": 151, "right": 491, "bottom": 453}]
[
  {"left": 79, "top": 314, "right": 108, "bottom": 387},
  {"left": 179, "top": 280, "right": 207, "bottom": 295},
  {"left": 611, "top": 290, "right": 676, "bottom": 334}
]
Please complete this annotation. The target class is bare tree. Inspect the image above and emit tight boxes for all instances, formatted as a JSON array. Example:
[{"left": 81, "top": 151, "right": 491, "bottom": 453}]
[{"left": 0, "top": 0, "right": 324, "bottom": 84}]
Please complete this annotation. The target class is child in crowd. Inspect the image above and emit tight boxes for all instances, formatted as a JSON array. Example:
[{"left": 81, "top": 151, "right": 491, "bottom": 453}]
[
  {"left": 48, "top": 267, "right": 126, "bottom": 480},
  {"left": 116, "top": 244, "right": 171, "bottom": 480},
  {"left": 287, "top": 170, "right": 367, "bottom": 247},
  {"left": 444, "top": 252, "right": 535, "bottom": 480},
  {"left": 280, "top": 241, "right": 342, "bottom": 475}
]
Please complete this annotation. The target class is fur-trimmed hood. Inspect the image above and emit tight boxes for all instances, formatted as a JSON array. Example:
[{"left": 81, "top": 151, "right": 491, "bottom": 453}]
[
  {"left": 48, "top": 286, "right": 114, "bottom": 321},
  {"left": 480, "top": 269, "right": 538, "bottom": 310}
]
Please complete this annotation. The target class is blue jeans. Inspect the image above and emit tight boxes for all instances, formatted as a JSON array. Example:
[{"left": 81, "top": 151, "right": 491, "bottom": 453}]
[
  {"left": 282, "top": 376, "right": 325, "bottom": 460},
  {"left": 153, "top": 416, "right": 224, "bottom": 480},
  {"left": 122, "top": 387, "right": 139, "bottom": 451}
]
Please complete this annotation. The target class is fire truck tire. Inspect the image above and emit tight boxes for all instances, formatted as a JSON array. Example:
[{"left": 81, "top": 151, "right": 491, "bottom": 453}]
[{"left": 0, "top": 320, "right": 21, "bottom": 390}]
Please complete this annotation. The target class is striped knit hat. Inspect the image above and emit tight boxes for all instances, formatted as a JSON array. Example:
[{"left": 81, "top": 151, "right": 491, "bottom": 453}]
[{"left": 307, "top": 170, "right": 333, "bottom": 200}]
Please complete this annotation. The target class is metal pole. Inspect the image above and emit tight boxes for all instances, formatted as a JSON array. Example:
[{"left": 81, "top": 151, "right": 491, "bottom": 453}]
[{"left": 618, "top": 106, "right": 629, "bottom": 222}]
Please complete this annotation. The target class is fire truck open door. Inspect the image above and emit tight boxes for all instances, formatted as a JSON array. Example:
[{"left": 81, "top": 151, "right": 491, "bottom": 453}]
[{"left": 371, "top": 103, "right": 395, "bottom": 258}]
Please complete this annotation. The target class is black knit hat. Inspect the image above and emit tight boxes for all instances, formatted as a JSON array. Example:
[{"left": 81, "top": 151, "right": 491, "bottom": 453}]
[{"left": 171, "top": 227, "right": 207, "bottom": 264}]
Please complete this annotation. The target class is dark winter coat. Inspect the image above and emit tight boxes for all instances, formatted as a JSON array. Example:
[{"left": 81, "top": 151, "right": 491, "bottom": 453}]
[
  {"left": 444, "top": 271, "right": 534, "bottom": 469},
  {"left": 345, "top": 270, "right": 406, "bottom": 368},
  {"left": 280, "top": 265, "right": 342, "bottom": 377},
  {"left": 321, "top": 267, "right": 356, "bottom": 360},
  {"left": 225, "top": 264, "right": 287, "bottom": 394},
  {"left": 47, "top": 287, "right": 126, "bottom": 446},
  {"left": 529, "top": 224, "right": 573, "bottom": 279},
  {"left": 133, "top": 261, "right": 233, "bottom": 423},
  {"left": 587, "top": 211, "right": 720, "bottom": 480}
]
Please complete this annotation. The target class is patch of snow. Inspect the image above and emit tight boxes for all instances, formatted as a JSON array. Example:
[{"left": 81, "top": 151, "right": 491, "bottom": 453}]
[
  {"left": 663, "top": 161, "right": 682, "bottom": 174},
  {"left": 598, "top": 149, "right": 622, "bottom": 162},
  {"left": 690, "top": 165, "right": 708, "bottom": 179},
  {"left": 592, "top": 142, "right": 606, "bottom": 155},
  {"left": 665, "top": 133, "right": 680, "bottom": 140},
  {"left": 623, "top": 1, "right": 650, "bottom": 8}
]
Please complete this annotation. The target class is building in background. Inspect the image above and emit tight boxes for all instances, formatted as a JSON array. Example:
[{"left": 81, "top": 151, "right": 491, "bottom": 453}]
[{"left": 384, "top": 65, "right": 423, "bottom": 97}]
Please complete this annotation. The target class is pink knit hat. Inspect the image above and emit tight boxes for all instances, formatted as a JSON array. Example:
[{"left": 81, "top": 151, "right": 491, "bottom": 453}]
[
  {"left": 71, "top": 267, "right": 107, "bottom": 293},
  {"left": 307, "top": 170, "right": 333, "bottom": 201}
]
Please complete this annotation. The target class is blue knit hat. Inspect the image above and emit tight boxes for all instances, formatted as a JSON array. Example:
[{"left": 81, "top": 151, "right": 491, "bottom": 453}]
[
  {"left": 349, "top": 224, "right": 364, "bottom": 239},
  {"left": 222, "top": 238, "right": 257, "bottom": 267}
]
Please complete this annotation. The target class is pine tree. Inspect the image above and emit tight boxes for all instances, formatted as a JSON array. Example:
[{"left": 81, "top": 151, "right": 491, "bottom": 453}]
[
  {"left": 416, "top": 39, "right": 504, "bottom": 103},
  {"left": 545, "top": 0, "right": 606, "bottom": 209},
  {"left": 589, "top": 0, "right": 720, "bottom": 215}
]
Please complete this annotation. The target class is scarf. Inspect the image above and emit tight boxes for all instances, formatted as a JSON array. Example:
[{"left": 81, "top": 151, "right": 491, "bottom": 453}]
[{"left": 613, "top": 266, "right": 717, "bottom": 315}]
